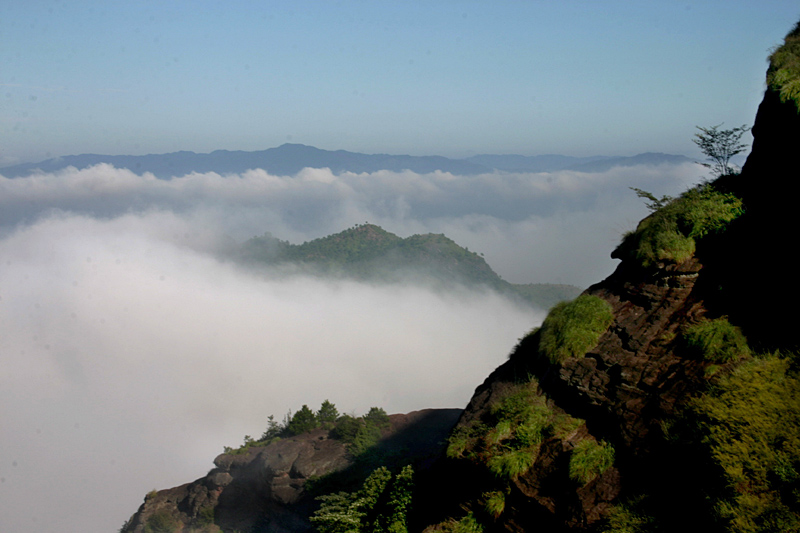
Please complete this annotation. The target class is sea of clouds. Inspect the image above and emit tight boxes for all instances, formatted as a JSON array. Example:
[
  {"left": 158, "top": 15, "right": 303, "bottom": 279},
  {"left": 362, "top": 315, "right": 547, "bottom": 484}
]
[{"left": 0, "top": 162, "right": 703, "bottom": 532}]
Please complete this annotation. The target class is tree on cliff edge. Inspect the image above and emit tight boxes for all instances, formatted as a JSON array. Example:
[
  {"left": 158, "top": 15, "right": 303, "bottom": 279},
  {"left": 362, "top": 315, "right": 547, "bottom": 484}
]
[{"left": 693, "top": 123, "right": 750, "bottom": 177}]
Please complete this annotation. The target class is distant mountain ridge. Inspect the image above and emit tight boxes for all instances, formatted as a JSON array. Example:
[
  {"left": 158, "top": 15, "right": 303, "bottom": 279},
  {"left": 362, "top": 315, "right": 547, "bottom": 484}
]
[
  {"left": 0, "top": 144, "right": 694, "bottom": 178},
  {"left": 236, "top": 223, "right": 581, "bottom": 310}
]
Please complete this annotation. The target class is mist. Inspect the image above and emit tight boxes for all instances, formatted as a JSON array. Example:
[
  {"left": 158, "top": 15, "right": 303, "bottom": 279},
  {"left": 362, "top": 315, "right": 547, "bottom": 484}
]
[
  {"left": 0, "top": 162, "right": 704, "bottom": 286},
  {"left": 0, "top": 163, "right": 704, "bottom": 532}
]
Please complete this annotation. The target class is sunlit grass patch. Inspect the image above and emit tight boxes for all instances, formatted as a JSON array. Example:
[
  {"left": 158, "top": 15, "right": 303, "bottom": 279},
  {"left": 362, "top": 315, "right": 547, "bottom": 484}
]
[
  {"left": 569, "top": 439, "right": 615, "bottom": 485},
  {"left": 538, "top": 294, "right": 614, "bottom": 364},
  {"left": 617, "top": 185, "right": 743, "bottom": 267}
]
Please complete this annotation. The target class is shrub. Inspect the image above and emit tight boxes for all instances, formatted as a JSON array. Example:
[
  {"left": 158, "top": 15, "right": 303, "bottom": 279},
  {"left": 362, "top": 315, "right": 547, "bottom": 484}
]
[
  {"left": 569, "top": 439, "right": 615, "bottom": 485},
  {"left": 317, "top": 400, "right": 339, "bottom": 428},
  {"left": 483, "top": 490, "right": 506, "bottom": 518},
  {"left": 448, "top": 380, "right": 583, "bottom": 482},
  {"left": 330, "top": 408, "right": 389, "bottom": 456},
  {"left": 618, "top": 185, "right": 743, "bottom": 267},
  {"left": 439, "top": 512, "right": 484, "bottom": 533},
  {"left": 364, "top": 407, "right": 391, "bottom": 429},
  {"left": 682, "top": 317, "right": 750, "bottom": 363},
  {"left": 287, "top": 404, "right": 319, "bottom": 435},
  {"left": 538, "top": 294, "right": 614, "bottom": 364},
  {"left": 311, "top": 466, "right": 414, "bottom": 533},
  {"left": 386, "top": 465, "right": 414, "bottom": 533},
  {"left": 687, "top": 354, "right": 800, "bottom": 532},
  {"left": 768, "top": 22, "right": 800, "bottom": 109},
  {"left": 196, "top": 506, "right": 215, "bottom": 527},
  {"left": 601, "top": 499, "right": 655, "bottom": 533},
  {"left": 482, "top": 382, "right": 583, "bottom": 480},
  {"left": 485, "top": 420, "right": 512, "bottom": 446},
  {"left": 446, "top": 423, "right": 485, "bottom": 459},
  {"left": 143, "top": 510, "right": 180, "bottom": 533},
  {"left": 488, "top": 448, "right": 537, "bottom": 480}
]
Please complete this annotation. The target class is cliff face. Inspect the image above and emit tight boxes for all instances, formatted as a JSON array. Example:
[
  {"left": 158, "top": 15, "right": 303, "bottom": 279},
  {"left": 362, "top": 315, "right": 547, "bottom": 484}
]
[{"left": 423, "top": 255, "right": 713, "bottom": 531}]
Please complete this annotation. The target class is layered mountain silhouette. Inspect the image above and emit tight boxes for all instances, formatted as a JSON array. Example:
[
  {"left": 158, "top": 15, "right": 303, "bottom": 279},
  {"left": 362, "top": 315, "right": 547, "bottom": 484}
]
[{"left": 0, "top": 144, "right": 693, "bottom": 179}]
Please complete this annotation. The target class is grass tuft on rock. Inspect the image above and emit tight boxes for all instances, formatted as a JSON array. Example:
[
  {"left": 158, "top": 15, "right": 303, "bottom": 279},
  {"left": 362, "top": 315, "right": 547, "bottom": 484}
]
[
  {"left": 483, "top": 490, "right": 506, "bottom": 519},
  {"left": 438, "top": 512, "right": 485, "bottom": 533},
  {"left": 682, "top": 317, "right": 750, "bottom": 363},
  {"left": 616, "top": 184, "right": 743, "bottom": 267},
  {"left": 768, "top": 21, "right": 800, "bottom": 110},
  {"left": 568, "top": 439, "right": 615, "bottom": 485},
  {"left": 538, "top": 294, "right": 614, "bottom": 365}
]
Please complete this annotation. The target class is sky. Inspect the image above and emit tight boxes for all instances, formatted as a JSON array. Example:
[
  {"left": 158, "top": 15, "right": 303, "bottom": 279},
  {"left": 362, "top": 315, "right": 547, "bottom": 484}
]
[
  {"left": 2, "top": 1, "right": 799, "bottom": 165},
  {"left": 2, "top": 3, "right": 800, "bottom": 533}
]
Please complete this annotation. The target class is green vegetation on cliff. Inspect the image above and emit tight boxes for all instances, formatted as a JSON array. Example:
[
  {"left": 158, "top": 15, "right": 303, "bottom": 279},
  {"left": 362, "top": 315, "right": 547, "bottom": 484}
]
[
  {"left": 537, "top": 294, "right": 615, "bottom": 364},
  {"left": 569, "top": 438, "right": 616, "bottom": 485},
  {"left": 768, "top": 20, "right": 800, "bottom": 109},
  {"left": 615, "top": 184, "right": 743, "bottom": 267},
  {"left": 223, "top": 400, "right": 389, "bottom": 457},
  {"left": 682, "top": 317, "right": 750, "bottom": 363},
  {"left": 312, "top": 465, "right": 414, "bottom": 533},
  {"left": 447, "top": 379, "right": 583, "bottom": 475},
  {"left": 687, "top": 353, "right": 800, "bottom": 532}
]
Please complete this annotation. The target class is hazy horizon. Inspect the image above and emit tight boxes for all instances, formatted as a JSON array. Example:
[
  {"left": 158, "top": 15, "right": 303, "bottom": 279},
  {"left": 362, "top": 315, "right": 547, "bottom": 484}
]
[{"left": 3, "top": 2, "right": 798, "bottom": 165}]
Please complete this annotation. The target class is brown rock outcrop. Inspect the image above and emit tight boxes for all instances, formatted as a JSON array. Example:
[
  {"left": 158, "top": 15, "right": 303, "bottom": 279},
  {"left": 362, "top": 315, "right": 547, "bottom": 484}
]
[{"left": 122, "top": 409, "right": 461, "bottom": 533}]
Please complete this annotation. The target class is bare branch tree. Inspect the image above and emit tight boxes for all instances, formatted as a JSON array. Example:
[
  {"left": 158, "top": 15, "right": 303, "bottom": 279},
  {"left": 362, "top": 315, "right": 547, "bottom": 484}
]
[{"left": 693, "top": 123, "right": 750, "bottom": 177}]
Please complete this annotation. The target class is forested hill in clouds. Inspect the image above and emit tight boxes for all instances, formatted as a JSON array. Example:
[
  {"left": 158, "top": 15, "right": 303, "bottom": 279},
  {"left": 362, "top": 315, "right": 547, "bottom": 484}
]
[
  {"left": 0, "top": 144, "right": 693, "bottom": 179},
  {"left": 235, "top": 223, "right": 581, "bottom": 310}
]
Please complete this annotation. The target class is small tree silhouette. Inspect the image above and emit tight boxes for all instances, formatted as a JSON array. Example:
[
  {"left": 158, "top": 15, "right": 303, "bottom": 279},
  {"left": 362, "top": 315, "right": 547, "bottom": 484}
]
[{"left": 693, "top": 123, "right": 749, "bottom": 177}]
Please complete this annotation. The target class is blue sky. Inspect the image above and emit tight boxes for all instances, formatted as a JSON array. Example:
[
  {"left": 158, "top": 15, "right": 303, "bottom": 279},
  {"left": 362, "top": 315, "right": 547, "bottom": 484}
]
[{"left": 2, "top": 1, "right": 799, "bottom": 164}]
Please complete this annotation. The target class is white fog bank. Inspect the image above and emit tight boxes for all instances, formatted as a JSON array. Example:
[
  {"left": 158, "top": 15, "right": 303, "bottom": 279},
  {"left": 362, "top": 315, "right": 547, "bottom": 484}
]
[
  {"left": 0, "top": 163, "right": 704, "bottom": 287},
  {"left": 0, "top": 211, "right": 540, "bottom": 533}
]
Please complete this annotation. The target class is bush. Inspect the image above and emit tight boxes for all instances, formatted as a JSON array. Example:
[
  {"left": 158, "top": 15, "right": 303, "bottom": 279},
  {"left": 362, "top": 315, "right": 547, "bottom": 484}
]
[
  {"left": 196, "top": 506, "right": 215, "bottom": 527},
  {"left": 768, "top": 21, "right": 800, "bottom": 109},
  {"left": 364, "top": 407, "right": 391, "bottom": 429},
  {"left": 330, "top": 408, "right": 390, "bottom": 456},
  {"left": 618, "top": 185, "right": 743, "bottom": 267},
  {"left": 538, "top": 294, "right": 614, "bottom": 364},
  {"left": 482, "top": 382, "right": 583, "bottom": 479},
  {"left": 311, "top": 465, "right": 414, "bottom": 533},
  {"left": 682, "top": 317, "right": 750, "bottom": 363},
  {"left": 568, "top": 439, "right": 615, "bottom": 485},
  {"left": 439, "top": 512, "right": 484, "bottom": 533},
  {"left": 143, "top": 510, "right": 180, "bottom": 533},
  {"left": 287, "top": 404, "right": 318, "bottom": 435},
  {"left": 483, "top": 490, "right": 506, "bottom": 518},
  {"left": 447, "top": 379, "right": 583, "bottom": 484},
  {"left": 446, "top": 423, "right": 485, "bottom": 459},
  {"left": 487, "top": 447, "right": 537, "bottom": 480},
  {"left": 687, "top": 354, "right": 800, "bottom": 532},
  {"left": 601, "top": 499, "right": 655, "bottom": 533},
  {"left": 317, "top": 400, "right": 339, "bottom": 428}
]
